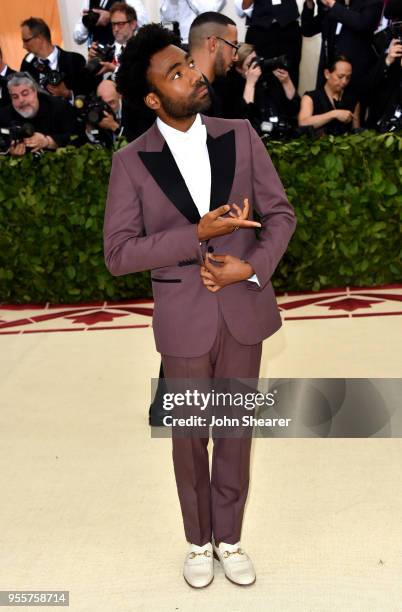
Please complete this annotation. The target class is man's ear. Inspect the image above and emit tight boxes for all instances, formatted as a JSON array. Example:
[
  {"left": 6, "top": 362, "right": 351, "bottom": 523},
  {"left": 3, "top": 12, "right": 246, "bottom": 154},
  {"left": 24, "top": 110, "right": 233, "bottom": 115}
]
[
  {"left": 324, "top": 68, "right": 330, "bottom": 81},
  {"left": 206, "top": 35, "right": 217, "bottom": 54},
  {"left": 144, "top": 91, "right": 160, "bottom": 111}
]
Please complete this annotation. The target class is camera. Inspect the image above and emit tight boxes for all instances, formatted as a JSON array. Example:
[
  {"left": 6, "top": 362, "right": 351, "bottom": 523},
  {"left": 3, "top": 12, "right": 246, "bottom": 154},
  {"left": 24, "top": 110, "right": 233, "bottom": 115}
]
[
  {"left": 86, "top": 43, "right": 115, "bottom": 76},
  {"left": 376, "top": 106, "right": 402, "bottom": 133},
  {"left": 74, "top": 94, "right": 116, "bottom": 128},
  {"left": 260, "top": 116, "right": 294, "bottom": 139},
  {"left": 0, "top": 123, "right": 34, "bottom": 153},
  {"left": 82, "top": 0, "right": 101, "bottom": 32},
  {"left": 31, "top": 58, "right": 64, "bottom": 88},
  {"left": 251, "top": 54, "right": 289, "bottom": 73},
  {"left": 390, "top": 20, "right": 402, "bottom": 43}
]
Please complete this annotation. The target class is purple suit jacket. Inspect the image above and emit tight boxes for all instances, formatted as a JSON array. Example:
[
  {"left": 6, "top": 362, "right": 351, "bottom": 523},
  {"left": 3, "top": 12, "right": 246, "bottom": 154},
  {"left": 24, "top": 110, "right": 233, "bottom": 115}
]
[{"left": 104, "top": 115, "right": 296, "bottom": 357}]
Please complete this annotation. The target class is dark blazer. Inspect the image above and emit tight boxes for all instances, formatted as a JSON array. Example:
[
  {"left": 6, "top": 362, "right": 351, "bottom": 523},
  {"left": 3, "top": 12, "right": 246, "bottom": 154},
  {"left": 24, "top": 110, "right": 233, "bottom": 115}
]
[
  {"left": 0, "top": 66, "right": 15, "bottom": 109},
  {"left": 248, "top": 0, "right": 300, "bottom": 29},
  {"left": 0, "top": 92, "right": 81, "bottom": 148},
  {"left": 21, "top": 47, "right": 87, "bottom": 96},
  {"left": 301, "top": 0, "right": 383, "bottom": 91},
  {"left": 104, "top": 115, "right": 297, "bottom": 357}
]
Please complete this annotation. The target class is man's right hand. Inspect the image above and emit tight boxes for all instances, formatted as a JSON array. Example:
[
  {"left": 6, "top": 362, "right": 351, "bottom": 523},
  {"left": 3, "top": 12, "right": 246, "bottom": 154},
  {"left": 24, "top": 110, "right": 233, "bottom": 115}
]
[
  {"left": 9, "top": 141, "right": 26, "bottom": 156},
  {"left": 385, "top": 39, "right": 402, "bottom": 67},
  {"left": 197, "top": 198, "right": 261, "bottom": 242},
  {"left": 88, "top": 42, "right": 99, "bottom": 59}
]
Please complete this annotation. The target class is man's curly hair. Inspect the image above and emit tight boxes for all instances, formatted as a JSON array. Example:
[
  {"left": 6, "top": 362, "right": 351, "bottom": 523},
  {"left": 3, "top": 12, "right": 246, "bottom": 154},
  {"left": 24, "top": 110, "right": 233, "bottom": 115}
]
[{"left": 116, "top": 24, "right": 179, "bottom": 109}]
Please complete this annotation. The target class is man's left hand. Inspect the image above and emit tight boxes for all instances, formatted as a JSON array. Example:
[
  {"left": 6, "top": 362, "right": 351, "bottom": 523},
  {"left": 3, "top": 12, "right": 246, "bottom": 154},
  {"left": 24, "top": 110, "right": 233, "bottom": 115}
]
[
  {"left": 24, "top": 132, "right": 49, "bottom": 153},
  {"left": 46, "top": 81, "right": 71, "bottom": 99},
  {"left": 200, "top": 253, "right": 254, "bottom": 293},
  {"left": 99, "top": 111, "right": 119, "bottom": 132},
  {"left": 320, "top": 0, "right": 336, "bottom": 7},
  {"left": 96, "top": 61, "right": 116, "bottom": 76}
]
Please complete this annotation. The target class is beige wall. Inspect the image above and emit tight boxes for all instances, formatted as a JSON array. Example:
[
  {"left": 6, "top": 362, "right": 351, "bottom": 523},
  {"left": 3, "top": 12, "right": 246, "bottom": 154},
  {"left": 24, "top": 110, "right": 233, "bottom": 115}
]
[{"left": 0, "top": 0, "right": 63, "bottom": 70}]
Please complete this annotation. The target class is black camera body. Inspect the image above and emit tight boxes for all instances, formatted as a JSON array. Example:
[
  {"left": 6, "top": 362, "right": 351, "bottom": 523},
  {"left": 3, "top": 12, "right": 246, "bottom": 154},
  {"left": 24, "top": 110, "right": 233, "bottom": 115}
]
[
  {"left": 390, "top": 21, "right": 402, "bottom": 43},
  {"left": 0, "top": 123, "right": 35, "bottom": 152},
  {"left": 260, "top": 116, "right": 294, "bottom": 140},
  {"left": 377, "top": 107, "right": 402, "bottom": 133},
  {"left": 86, "top": 43, "right": 115, "bottom": 75},
  {"left": 74, "top": 94, "right": 116, "bottom": 128},
  {"left": 31, "top": 58, "right": 64, "bottom": 88},
  {"left": 251, "top": 54, "right": 289, "bottom": 73},
  {"left": 82, "top": 0, "right": 101, "bottom": 31}
]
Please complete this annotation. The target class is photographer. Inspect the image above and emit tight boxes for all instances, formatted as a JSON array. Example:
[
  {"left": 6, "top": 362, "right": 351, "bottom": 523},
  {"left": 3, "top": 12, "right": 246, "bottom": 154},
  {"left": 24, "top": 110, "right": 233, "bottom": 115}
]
[
  {"left": 20, "top": 17, "right": 87, "bottom": 102},
  {"left": 298, "top": 56, "right": 360, "bottom": 135},
  {"left": 221, "top": 43, "right": 300, "bottom": 137},
  {"left": 365, "top": 0, "right": 402, "bottom": 130},
  {"left": 86, "top": 3, "right": 138, "bottom": 78},
  {"left": 235, "top": 0, "right": 302, "bottom": 88},
  {"left": 301, "top": 0, "right": 383, "bottom": 96},
  {"left": 0, "top": 47, "right": 15, "bottom": 109},
  {"left": 82, "top": 79, "right": 123, "bottom": 146},
  {"left": 0, "top": 73, "right": 81, "bottom": 156},
  {"left": 73, "top": 0, "right": 148, "bottom": 47}
]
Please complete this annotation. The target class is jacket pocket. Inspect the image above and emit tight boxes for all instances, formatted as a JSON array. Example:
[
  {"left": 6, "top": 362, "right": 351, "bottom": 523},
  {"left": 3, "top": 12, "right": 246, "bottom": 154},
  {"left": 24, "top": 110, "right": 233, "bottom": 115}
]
[{"left": 151, "top": 277, "right": 182, "bottom": 283}]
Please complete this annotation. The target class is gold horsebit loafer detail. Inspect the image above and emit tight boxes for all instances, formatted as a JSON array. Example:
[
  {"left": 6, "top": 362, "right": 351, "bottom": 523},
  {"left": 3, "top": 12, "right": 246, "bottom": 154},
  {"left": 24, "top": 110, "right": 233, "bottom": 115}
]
[{"left": 188, "top": 550, "right": 212, "bottom": 559}]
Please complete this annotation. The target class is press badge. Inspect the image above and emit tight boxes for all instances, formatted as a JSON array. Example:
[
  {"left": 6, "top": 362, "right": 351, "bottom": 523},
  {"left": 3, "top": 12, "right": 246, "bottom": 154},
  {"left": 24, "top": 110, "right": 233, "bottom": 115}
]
[{"left": 272, "top": 0, "right": 282, "bottom": 5}]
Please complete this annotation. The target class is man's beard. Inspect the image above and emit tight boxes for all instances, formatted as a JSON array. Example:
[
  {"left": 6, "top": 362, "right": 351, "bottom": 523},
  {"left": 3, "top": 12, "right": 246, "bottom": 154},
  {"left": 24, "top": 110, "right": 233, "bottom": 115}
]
[
  {"left": 157, "top": 82, "right": 211, "bottom": 119},
  {"left": 215, "top": 47, "right": 229, "bottom": 78},
  {"left": 17, "top": 106, "right": 37, "bottom": 119}
]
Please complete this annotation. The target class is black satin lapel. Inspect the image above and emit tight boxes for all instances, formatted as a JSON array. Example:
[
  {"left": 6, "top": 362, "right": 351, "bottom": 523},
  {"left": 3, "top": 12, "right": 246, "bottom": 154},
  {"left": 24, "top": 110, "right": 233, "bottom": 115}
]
[
  {"left": 138, "top": 143, "right": 200, "bottom": 224},
  {"left": 207, "top": 130, "right": 236, "bottom": 211}
]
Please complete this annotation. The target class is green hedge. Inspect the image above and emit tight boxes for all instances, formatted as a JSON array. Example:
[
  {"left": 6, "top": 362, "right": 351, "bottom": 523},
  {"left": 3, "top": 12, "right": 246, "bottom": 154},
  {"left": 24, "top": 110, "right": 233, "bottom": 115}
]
[{"left": 0, "top": 131, "right": 401, "bottom": 304}]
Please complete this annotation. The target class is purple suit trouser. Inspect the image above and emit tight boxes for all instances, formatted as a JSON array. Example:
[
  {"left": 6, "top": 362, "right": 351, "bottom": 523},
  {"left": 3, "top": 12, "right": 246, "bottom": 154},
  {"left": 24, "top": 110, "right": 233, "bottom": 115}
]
[{"left": 162, "top": 306, "right": 262, "bottom": 546}]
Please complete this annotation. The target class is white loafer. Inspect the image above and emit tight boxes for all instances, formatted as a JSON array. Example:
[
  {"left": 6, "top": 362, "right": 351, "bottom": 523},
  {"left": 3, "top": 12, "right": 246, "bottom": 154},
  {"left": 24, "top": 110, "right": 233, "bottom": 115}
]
[
  {"left": 213, "top": 541, "right": 256, "bottom": 586},
  {"left": 183, "top": 542, "right": 214, "bottom": 588}
]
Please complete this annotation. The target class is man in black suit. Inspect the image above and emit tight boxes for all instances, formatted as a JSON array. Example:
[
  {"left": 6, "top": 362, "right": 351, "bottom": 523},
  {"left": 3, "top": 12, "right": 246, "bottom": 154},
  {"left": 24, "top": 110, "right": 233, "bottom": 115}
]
[
  {"left": 0, "top": 47, "right": 15, "bottom": 109},
  {"left": 0, "top": 72, "right": 82, "bottom": 155},
  {"left": 20, "top": 17, "right": 87, "bottom": 101},
  {"left": 301, "top": 0, "right": 383, "bottom": 95}
]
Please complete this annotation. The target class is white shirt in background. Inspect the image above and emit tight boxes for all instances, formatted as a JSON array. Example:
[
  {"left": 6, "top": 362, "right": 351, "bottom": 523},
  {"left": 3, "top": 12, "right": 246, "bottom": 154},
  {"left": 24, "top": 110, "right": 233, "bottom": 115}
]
[
  {"left": 73, "top": 0, "right": 149, "bottom": 45},
  {"left": 160, "top": 0, "right": 225, "bottom": 44}
]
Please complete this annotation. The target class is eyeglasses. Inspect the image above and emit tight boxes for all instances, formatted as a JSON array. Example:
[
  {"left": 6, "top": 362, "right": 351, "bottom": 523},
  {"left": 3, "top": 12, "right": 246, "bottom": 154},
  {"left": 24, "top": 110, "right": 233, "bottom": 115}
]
[
  {"left": 208, "top": 36, "right": 240, "bottom": 52},
  {"left": 111, "top": 20, "right": 132, "bottom": 28}
]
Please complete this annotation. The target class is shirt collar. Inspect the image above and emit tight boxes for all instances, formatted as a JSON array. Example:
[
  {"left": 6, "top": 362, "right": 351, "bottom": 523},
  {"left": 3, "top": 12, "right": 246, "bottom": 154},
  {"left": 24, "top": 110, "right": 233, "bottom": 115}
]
[
  {"left": 156, "top": 114, "right": 206, "bottom": 149},
  {"left": 42, "top": 46, "right": 59, "bottom": 66}
]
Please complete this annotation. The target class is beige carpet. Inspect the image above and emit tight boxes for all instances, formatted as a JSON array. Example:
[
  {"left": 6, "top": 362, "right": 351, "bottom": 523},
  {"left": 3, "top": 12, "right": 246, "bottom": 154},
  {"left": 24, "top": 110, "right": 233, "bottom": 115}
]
[{"left": 0, "top": 288, "right": 401, "bottom": 611}]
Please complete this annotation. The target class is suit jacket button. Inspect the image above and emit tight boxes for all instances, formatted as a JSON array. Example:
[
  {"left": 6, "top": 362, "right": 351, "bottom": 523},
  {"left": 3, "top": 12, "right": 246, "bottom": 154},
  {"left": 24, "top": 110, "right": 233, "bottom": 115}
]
[{"left": 207, "top": 246, "right": 214, "bottom": 253}]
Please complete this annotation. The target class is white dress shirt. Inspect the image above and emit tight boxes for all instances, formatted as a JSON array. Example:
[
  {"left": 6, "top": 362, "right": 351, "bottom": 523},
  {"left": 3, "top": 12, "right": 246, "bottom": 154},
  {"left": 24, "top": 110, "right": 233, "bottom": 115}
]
[
  {"left": 156, "top": 114, "right": 259, "bottom": 284},
  {"left": 160, "top": 0, "right": 225, "bottom": 44},
  {"left": 73, "top": 0, "right": 149, "bottom": 45},
  {"left": 157, "top": 114, "right": 211, "bottom": 216},
  {"left": 234, "top": 0, "right": 254, "bottom": 18},
  {"left": 40, "top": 46, "right": 59, "bottom": 71}
]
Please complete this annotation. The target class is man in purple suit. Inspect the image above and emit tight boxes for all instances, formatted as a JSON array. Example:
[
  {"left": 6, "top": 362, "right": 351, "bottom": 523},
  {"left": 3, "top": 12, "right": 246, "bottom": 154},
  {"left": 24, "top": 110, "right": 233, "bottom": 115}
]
[{"left": 104, "top": 23, "right": 296, "bottom": 588}]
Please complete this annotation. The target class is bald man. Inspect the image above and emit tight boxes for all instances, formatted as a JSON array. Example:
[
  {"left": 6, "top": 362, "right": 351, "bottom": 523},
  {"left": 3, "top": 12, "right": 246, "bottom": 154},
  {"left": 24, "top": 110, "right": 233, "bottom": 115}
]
[{"left": 85, "top": 79, "right": 123, "bottom": 145}]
